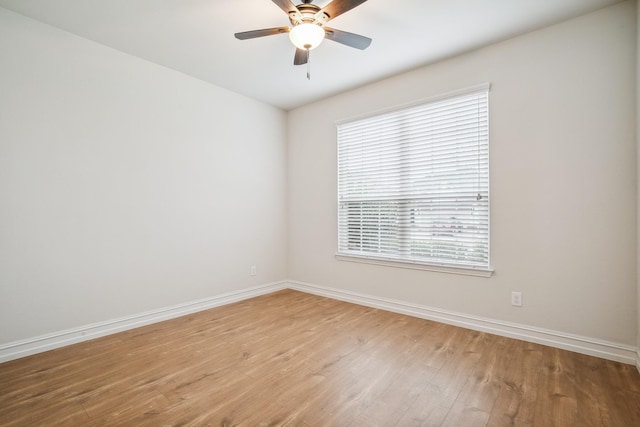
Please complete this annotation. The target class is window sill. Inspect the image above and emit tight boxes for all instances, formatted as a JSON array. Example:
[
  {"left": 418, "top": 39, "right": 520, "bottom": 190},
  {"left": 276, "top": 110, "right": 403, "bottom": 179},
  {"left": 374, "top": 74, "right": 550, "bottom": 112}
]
[{"left": 335, "top": 253, "right": 494, "bottom": 278}]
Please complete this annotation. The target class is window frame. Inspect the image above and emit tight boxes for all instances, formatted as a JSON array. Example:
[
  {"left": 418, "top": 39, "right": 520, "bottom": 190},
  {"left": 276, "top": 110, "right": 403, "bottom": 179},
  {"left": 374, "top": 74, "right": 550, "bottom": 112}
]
[{"left": 335, "top": 84, "right": 493, "bottom": 277}]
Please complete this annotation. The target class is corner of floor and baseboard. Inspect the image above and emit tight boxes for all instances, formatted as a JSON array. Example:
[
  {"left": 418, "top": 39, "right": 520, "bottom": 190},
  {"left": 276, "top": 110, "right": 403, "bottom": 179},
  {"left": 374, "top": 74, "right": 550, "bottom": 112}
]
[
  {"left": 283, "top": 280, "right": 638, "bottom": 366},
  {"left": 1, "top": 279, "right": 638, "bottom": 368},
  {"left": 0, "top": 281, "right": 288, "bottom": 364}
]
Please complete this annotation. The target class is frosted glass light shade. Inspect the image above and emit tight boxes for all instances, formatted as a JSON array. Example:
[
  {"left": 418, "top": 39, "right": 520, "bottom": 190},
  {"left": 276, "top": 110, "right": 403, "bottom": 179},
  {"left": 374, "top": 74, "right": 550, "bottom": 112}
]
[{"left": 289, "top": 23, "right": 325, "bottom": 50}]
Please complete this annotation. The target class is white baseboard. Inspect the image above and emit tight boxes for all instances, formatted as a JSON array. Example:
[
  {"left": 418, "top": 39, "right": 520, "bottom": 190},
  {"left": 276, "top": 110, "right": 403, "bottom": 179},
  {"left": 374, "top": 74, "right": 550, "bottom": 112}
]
[
  {"left": 0, "top": 282, "right": 286, "bottom": 364},
  {"left": 286, "top": 280, "right": 638, "bottom": 365},
  {"left": 2, "top": 279, "right": 637, "bottom": 367}
]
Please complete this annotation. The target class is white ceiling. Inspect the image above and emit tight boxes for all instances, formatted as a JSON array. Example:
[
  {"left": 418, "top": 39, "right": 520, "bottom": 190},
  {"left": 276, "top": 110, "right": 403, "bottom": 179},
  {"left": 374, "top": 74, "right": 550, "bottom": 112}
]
[{"left": 0, "top": 0, "right": 623, "bottom": 110}]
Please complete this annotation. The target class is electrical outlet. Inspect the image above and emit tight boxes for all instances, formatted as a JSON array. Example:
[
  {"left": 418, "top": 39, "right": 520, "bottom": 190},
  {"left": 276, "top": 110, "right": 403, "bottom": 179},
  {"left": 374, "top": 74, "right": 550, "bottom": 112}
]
[
  {"left": 511, "top": 291, "right": 522, "bottom": 307},
  {"left": 250, "top": 265, "right": 257, "bottom": 276}
]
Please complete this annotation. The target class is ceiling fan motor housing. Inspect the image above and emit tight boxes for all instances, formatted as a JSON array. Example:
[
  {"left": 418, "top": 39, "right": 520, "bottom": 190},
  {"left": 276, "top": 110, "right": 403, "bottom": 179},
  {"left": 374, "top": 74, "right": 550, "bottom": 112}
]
[{"left": 289, "top": 3, "right": 329, "bottom": 27}]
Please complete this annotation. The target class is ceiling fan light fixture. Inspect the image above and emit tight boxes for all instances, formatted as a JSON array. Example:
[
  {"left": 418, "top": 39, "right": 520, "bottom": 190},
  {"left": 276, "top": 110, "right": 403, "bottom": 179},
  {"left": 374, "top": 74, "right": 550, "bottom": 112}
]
[{"left": 289, "top": 23, "right": 325, "bottom": 50}]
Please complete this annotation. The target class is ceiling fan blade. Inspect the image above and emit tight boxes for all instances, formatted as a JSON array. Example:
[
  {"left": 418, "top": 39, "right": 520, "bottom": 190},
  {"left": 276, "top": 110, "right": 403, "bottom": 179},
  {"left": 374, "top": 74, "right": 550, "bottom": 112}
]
[
  {"left": 320, "top": 0, "right": 368, "bottom": 21},
  {"left": 235, "top": 27, "right": 289, "bottom": 40},
  {"left": 272, "top": 0, "right": 300, "bottom": 15},
  {"left": 294, "top": 48, "right": 308, "bottom": 65},
  {"left": 325, "top": 27, "right": 371, "bottom": 50}
]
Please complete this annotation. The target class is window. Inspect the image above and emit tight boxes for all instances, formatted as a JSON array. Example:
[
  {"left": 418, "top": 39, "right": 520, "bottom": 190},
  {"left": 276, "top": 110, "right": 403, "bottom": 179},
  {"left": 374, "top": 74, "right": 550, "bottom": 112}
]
[{"left": 337, "top": 85, "right": 491, "bottom": 274}]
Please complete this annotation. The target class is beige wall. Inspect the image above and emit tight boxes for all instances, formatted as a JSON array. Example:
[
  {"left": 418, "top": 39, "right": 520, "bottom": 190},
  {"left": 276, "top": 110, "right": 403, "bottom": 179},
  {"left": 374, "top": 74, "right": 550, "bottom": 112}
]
[
  {"left": 0, "top": 8, "right": 288, "bottom": 343},
  {"left": 288, "top": 1, "right": 637, "bottom": 346}
]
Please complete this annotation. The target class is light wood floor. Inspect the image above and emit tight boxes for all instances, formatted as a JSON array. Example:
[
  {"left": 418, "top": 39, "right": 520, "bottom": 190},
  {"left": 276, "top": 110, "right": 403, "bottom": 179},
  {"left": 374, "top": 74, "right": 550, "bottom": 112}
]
[{"left": 1, "top": 290, "right": 639, "bottom": 426}]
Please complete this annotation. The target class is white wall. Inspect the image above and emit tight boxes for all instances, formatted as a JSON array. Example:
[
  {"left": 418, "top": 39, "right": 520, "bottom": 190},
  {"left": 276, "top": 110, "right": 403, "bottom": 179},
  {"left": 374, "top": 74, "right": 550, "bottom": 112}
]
[
  {"left": 288, "top": 1, "right": 637, "bottom": 347},
  {"left": 0, "top": 8, "right": 288, "bottom": 344}
]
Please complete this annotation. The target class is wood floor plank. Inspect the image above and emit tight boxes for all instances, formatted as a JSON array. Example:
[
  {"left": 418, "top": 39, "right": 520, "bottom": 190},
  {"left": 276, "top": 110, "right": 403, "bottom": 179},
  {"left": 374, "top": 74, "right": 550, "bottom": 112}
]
[
  {"left": 396, "top": 328, "right": 502, "bottom": 426},
  {"left": 486, "top": 340, "right": 543, "bottom": 426},
  {"left": 440, "top": 335, "right": 514, "bottom": 426},
  {"left": 532, "top": 346, "right": 579, "bottom": 426},
  {"left": 1, "top": 289, "right": 639, "bottom": 426},
  {"left": 2, "top": 401, "right": 90, "bottom": 427},
  {"left": 347, "top": 359, "right": 437, "bottom": 426}
]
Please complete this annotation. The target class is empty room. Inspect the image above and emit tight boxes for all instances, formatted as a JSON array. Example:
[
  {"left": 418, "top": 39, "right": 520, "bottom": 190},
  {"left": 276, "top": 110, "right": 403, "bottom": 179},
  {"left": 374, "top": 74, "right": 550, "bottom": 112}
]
[{"left": 1, "top": 0, "right": 640, "bottom": 425}]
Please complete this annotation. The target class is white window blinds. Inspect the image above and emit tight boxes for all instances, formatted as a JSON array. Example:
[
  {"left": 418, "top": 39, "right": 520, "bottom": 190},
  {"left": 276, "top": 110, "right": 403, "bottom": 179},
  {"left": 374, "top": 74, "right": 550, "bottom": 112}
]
[{"left": 337, "top": 86, "right": 490, "bottom": 270}]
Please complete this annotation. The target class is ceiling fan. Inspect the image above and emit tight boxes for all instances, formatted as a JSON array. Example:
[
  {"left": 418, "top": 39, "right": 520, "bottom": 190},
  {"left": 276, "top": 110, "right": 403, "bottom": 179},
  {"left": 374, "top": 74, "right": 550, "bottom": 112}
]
[{"left": 234, "top": 0, "right": 372, "bottom": 78}]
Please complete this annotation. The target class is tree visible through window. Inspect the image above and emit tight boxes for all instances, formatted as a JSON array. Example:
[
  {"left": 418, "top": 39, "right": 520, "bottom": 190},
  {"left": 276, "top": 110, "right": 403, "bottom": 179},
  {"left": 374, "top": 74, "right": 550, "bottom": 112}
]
[{"left": 337, "top": 85, "right": 490, "bottom": 270}]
